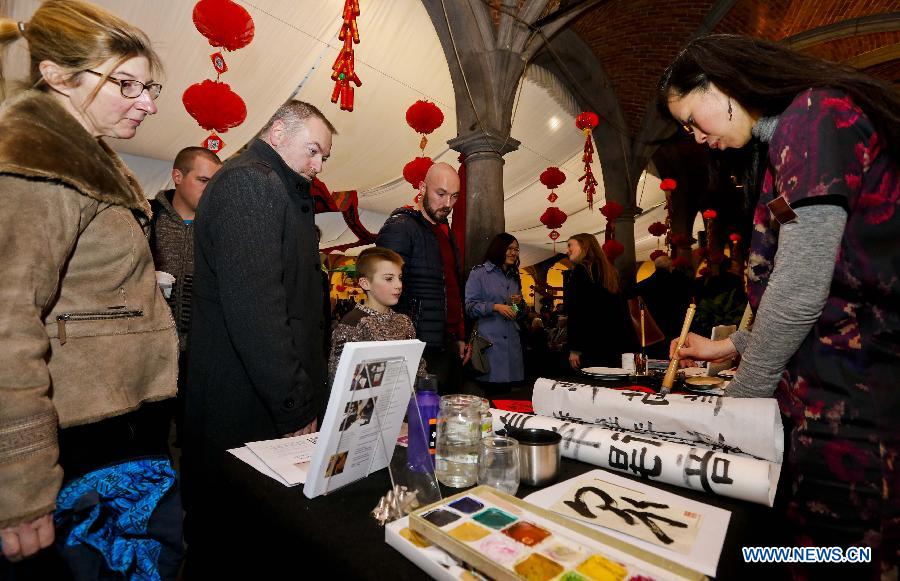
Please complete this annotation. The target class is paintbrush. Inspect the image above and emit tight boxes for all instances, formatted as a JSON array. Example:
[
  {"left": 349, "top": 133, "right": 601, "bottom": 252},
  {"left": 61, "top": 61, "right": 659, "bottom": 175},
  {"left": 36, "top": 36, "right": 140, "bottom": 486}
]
[
  {"left": 661, "top": 302, "right": 696, "bottom": 394},
  {"left": 636, "top": 298, "right": 647, "bottom": 375},
  {"left": 639, "top": 299, "right": 646, "bottom": 353}
]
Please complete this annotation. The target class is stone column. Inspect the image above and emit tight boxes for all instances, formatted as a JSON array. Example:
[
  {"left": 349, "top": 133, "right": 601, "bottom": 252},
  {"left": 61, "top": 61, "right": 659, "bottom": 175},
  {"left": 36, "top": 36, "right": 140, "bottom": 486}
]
[
  {"left": 449, "top": 132, "right": 520, "bottom": 273},
  {"left": 612, "top": 204, "right": 641, "bottom": 270}
]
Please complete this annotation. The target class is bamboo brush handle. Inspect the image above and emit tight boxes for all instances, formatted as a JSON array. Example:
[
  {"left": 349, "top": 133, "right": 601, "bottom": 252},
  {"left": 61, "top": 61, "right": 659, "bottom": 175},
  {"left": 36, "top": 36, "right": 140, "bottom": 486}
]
[{"left": 662, "top": 303, "right": 696, "bottom": 390}]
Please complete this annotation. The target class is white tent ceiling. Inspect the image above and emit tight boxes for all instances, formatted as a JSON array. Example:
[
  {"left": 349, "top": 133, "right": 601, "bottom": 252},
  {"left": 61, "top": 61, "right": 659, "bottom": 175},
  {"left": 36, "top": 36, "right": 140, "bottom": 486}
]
[{"left": 7, "top": 0, "right": 675, "bottom": 266}]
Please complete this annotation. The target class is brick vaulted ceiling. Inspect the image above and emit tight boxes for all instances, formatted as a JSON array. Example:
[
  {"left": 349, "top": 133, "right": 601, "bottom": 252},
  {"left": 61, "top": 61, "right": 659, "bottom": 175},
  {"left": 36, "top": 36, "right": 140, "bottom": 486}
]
[{"left": 571, "top": 0, "right": 900, "bottom": 135}]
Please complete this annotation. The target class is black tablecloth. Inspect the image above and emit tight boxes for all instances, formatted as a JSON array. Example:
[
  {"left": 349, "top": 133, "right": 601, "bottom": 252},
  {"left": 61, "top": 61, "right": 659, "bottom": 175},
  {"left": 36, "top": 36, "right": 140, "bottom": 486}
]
[{"left": 187, "top": 448, "right": 791, "bottom": 580}]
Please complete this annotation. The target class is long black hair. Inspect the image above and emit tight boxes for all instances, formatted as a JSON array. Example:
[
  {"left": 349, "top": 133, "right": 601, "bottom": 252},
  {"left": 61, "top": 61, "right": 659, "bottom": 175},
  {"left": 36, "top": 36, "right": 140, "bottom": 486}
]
[
  {"left": 658, "top": 34, "right": 900, "bottom": 159},
  {"left": 482, "top": 232, "right": 520, "bottom": 275}
]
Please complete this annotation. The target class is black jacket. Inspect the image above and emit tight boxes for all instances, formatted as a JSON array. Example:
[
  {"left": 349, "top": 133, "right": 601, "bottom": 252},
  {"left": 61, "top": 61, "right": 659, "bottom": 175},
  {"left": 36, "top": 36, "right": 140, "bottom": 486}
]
[
  {"left": 376, "top": 207, "right": 461, "bottom": 348},
  {"left": 564, "top": 264, "right": 638, "bottom": 367},
  {"left": 186, "top": 140, "right": 325, "bottom": 473},
  {"left": 636, "top": 268, "right": 693, "bottom": 340}
]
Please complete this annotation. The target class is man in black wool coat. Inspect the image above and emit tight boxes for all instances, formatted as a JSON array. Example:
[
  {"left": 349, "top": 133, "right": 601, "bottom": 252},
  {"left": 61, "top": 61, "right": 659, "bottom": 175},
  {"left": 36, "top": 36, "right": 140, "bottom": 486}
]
[{"left": 182, "top": 101, "right": 335, "bottom": 553}]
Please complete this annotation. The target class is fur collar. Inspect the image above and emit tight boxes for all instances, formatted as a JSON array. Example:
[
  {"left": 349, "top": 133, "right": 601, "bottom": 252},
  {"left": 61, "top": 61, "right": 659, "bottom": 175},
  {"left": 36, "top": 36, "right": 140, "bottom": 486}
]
[{"left": 0, "top": 90, "right": 149, "bottom": 215}]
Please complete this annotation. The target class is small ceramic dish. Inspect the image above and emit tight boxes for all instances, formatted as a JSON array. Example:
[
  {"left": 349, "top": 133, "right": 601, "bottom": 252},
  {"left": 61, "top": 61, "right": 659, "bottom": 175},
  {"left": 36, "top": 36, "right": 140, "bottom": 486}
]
[{"left": 684, "top": 376, "right": 725, "bottom": 390}]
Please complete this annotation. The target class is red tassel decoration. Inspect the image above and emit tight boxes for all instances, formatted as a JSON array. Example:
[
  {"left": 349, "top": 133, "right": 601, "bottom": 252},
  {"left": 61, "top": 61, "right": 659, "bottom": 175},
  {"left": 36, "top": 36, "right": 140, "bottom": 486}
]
[
  {"left": 575, "top": 112, "right": 600, "bottom": 209},
  {"left": 331, "top": 0, "right": 362, "bottom": 111}
]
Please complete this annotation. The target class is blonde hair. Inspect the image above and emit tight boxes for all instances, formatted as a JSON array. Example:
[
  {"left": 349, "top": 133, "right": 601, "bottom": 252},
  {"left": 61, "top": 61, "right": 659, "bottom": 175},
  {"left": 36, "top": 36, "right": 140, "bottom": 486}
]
[
  {"left": 356, "top": 247, "right": 403, "bottom": 282},
  {"left": 0, "top": 0, "right": 161, "bottom": 102},
  {"left": 568, "top": 233, "right": 620, "bottom": 294}
]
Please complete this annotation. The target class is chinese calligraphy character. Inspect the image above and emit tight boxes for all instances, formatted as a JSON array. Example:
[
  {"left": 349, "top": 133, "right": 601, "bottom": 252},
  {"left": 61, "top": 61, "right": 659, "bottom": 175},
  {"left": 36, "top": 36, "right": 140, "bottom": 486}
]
[{"left": 564, "top": 486, "right": 688, "bottom": 545}]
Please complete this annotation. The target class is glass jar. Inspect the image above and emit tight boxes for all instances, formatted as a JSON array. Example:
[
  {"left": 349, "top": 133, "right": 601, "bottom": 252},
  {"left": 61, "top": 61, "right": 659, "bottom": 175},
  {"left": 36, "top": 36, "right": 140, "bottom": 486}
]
[
  {"left": 434, "top": 394, "right": 482, "bottom": 487},
  {"left": 480, "top": 398, "right": 492, "bottom": 438}
]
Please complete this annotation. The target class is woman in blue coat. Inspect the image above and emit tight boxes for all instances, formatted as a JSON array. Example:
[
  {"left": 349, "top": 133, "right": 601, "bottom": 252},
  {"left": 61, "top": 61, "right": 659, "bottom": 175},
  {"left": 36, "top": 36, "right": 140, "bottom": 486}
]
[{"left": 465, "top": 233, "right": 525, "bottom": 390}]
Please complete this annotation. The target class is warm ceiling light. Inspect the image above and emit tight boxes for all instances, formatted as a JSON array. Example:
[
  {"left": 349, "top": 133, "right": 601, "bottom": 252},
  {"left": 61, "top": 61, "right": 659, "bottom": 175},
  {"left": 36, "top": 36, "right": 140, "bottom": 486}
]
[{"left": 548, "top": 116, "right": 561, "bottom": 131}]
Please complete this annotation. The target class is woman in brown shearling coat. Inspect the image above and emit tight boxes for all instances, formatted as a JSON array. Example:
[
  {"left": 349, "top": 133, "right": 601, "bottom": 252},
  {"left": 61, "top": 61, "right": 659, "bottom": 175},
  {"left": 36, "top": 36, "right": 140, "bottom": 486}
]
[{"left": 0, "top": 1, "right": 179, "bottom": 576}]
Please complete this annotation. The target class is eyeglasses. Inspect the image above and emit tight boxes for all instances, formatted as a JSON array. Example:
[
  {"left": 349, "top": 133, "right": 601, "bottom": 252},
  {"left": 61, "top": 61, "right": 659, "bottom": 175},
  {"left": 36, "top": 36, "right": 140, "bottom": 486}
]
[
  {"left": 680, "top": 116, "right": 698, "bottom": 136},
  {"left": 84, "top": 70, "right": 162, "bottom": 100}
]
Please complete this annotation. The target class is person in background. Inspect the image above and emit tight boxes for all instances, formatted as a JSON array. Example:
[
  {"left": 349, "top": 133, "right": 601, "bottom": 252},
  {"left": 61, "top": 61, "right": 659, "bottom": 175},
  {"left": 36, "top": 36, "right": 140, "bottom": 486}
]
[
  {"left": 539, "top": 301, "right": 553, "bottom": 324},
  {"left": 328, "top": 247, "right": 426, "bottom": 385},
  {"left": 184, "top": 100, "right": 335, "bottom": 570},
  {"left": 464, "top": 233, "right": 526, "bottom": 395},
  {"left": 376, "top": 162, "right": 470, "bottom": 390},
  {"left": 548, "top": 314, "right": 568, "bottom": 351},
  {"left": 150, "top": 146, "right": 222, "bottom": 349},
  {"left": 149, "top": 146, "right": 222, "bottom": 444},
  {"left": 692, "top": 256, "right": 747, "bottom": 338},
  {"left": 0, "top": 1, "right": 181, "bottom": 576},
  {"left": 524, "top": 316, "right": 550, "bottom": 383},
  {"left": 314, "top": 225, "right": 333, "bottom": 366},
  {"left": 635, "top": 254, "right": 692, "bottom": 357},
  {"left": 660, "top": 33, "right": 899, "bottom": 576},
  {"left": 564, "top": 233, "right": 638, "bottom": 370}
]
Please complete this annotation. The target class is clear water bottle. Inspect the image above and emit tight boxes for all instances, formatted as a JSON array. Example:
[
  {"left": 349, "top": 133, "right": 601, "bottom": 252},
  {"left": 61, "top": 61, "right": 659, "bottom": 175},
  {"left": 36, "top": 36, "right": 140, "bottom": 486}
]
[
  {"left": 434, "top": 394, "right": 482, "bottom": 487},
  {"left": 407, "top": 375, "right": 440, "bottom": 473}
]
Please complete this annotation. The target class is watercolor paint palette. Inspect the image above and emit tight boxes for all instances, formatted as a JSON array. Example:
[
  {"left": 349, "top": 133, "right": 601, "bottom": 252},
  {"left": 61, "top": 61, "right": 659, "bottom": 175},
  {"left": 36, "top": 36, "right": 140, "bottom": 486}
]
[{"left": 410, "top": 486, "right": 705, "bottom": 581}]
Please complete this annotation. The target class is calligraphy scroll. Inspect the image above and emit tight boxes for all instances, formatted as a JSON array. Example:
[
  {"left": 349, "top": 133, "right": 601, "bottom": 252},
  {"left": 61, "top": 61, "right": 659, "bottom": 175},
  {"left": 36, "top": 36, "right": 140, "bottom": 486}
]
[
  {"left": 493, "top": 409, "right": 780, "bottom": 506},
  {"left": 532, "top": 378, "right": 783, "bottom": 462}
]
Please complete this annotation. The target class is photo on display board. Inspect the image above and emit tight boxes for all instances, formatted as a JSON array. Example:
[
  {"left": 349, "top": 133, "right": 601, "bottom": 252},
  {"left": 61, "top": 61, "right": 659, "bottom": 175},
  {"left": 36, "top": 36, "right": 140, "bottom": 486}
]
[
  {"left": 366, "top": 361, "right": 387, "bottom": 387},
  {"left": 325, "top": 450, "right": 349, "bottom": 477},
  {"left": 338, "top": 397, "right": 379, "bottom": 432},
  {"left": 351, "top": 363, "right": 370, "bottom": 391}
]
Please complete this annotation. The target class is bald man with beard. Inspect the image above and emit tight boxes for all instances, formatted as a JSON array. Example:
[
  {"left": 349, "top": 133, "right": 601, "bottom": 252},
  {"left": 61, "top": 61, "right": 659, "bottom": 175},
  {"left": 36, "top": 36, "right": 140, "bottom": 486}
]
[{"left": 376, "top": 162, "right": 471, "bottom": 391}]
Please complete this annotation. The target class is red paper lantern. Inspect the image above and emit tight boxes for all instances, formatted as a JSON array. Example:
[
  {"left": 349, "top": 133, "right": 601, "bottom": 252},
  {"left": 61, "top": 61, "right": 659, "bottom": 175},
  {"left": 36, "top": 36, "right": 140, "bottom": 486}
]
[
  {"left": 402, "top": 156, "right": 433, "bottom": 189},
  {"left": 602, "top": 239, "right": 624, "bottom": 261},
  {"left": 660, "top": 178, "right": 677, "bottom": 192},
  {"left": 182, "top": 80, "right": 247, "bottom": 132},
  {"left": 647, "top": 221, "right": 668, "bottom": 237},
  {"left": 702, "top": 209, "right": 718, "bottom": 220},
  {"left": 406, "top": 101, "right": 444, "bottom": 135},
  {"left": 669, "top": 233, "right": 690, "bottom": 247},
  {"left": 650, "top": 249, "right": 668, "bottom": 261},
  {"left": 540, "top": 206, "right": 568, "bottom": 230},
  {"left": 672, "top": 256, "right": 690, "bottom": 269},
  {"left": 193, "top": 0, "right": 255, "bottom": 52},
  {"left": 575, "top": 111, "right": 599, "bottom": 131},
  {"left": 539, "top": 167, "right": 566, "bottom": 190},
  {"left": 729, "top": 232, "right": 742, "bottom": 244},
  {"left": 600, "top": 201, "right": 623, "bottom": 221}
]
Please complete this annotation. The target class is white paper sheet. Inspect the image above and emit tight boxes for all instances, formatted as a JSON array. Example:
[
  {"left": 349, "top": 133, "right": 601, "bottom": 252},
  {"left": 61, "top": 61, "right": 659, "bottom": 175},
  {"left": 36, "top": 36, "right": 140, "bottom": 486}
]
[
  {"left": 525, "top": 470, "right": 731, "bottom": 577},
  {"left": 532, "top": 378, "right": 783, "bottom": 462},
  {"left": 244, "top": 433, "right": 319, "bottom": 486},
  {"left": 227, "top": 446, "right": 294, "bottom": 487},
  {"left": 494, "top": 409, "right": 780, "bottom": 506}
]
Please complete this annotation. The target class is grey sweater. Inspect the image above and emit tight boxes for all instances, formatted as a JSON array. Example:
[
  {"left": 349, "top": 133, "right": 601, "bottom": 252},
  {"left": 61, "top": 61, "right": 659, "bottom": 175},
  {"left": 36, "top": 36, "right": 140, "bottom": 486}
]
[{"left": 727, "top": 204, "right": 847, "bottom": 397}]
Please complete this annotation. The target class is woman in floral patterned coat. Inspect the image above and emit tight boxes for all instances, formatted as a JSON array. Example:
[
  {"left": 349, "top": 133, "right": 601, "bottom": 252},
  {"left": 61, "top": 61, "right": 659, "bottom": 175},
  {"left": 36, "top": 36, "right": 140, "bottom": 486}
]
[{"left": 659, "top": 34, "right": 899, "bottom": 578}]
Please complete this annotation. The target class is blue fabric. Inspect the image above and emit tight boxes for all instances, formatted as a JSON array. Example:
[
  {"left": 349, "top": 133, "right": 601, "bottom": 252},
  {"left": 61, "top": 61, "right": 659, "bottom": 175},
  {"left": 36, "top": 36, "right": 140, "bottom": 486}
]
[
  {"left": 53, "top": 458, "right": 177, "bottom": 581},
  {"left": 464, "top": 262, "right": 524, "bottom": 383}
]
